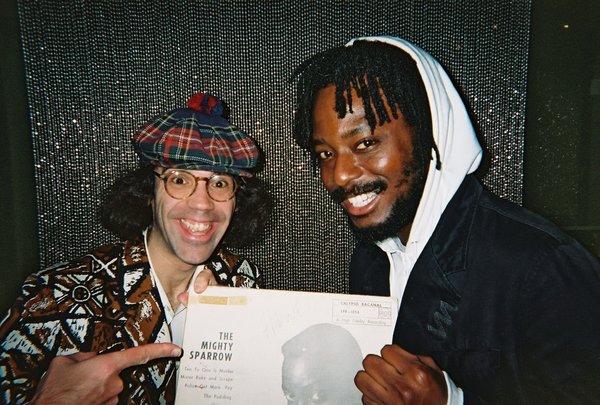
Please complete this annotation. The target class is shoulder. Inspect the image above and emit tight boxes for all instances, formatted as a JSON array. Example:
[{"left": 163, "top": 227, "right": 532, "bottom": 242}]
[
  {"left": 0, "top": 244, "right": 120, "bottom": 331},
  {"left": 475, "top": 187, "right": 586, "bottom": 255},
  {"left": 28, "top": 241, "right": 122, "bottom": 281},
  {"left": 208, "top": 248, "right": 262, "bottom": 288},
  {"left": 433, "top": 177, "right": 599, "bottom": 287},
  {"left": 461, "top": 184, "right": 600, "bottom": 290},
  {"left": 10, "top": 239, "right": 148, "bottom": 316},
  {"left": 441, "top": 176, "right": 590, "bottom": 258}
]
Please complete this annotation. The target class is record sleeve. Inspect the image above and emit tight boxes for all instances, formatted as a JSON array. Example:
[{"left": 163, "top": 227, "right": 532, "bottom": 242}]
[{"left": 175, "top": 286, "right": 398, "bottom": 405}]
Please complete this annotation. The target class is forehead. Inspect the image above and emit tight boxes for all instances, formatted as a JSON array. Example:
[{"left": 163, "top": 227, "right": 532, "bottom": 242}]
[
  {"left": 313, "top": 82, "right": 372, "bottom": 110},
  {"left": 311, "top": 85, "right": 361, "bottom": 124},
  {"left": 312, "top": 83, "right": 398, "bottom": 122},
  {"left": 311, "top": 84, "right": 411, "bottom": 139}
]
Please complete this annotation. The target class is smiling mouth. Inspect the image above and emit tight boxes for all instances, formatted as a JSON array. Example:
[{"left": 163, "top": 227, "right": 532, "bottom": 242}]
[
  {"left": 346, "top": 191, "right": 379, "bottom": 208},
  {"left": 180, "top": 219, "right": 211, "bottom": 234}
]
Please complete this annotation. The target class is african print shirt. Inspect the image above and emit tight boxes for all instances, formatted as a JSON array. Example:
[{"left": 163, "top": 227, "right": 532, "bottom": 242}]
[{"left": 0, "top": 236, "right": 261, "bottom": 404}]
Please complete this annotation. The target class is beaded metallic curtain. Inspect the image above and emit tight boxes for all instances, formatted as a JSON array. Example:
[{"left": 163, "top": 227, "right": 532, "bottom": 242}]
[{"left": 17, "top": 1, "right": 531, "bottom": 293}]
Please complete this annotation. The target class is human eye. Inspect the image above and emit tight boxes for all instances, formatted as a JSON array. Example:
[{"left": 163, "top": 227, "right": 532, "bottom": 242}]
[
  {"left": 356, "top": 138, "right": 378, "bottom": 151},
  {"left": 209, "top": 175, "right": 233, "bottom": 190},
  {"left": 168, "top": 171, "right": 191, "bottom": 186},
  {"left": 316, "top": 150, "right": 333, "bottom": 161}
]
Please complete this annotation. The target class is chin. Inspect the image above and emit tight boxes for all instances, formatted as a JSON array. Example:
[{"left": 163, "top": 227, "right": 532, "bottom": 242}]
[
  {"left": 176, "top": 250, "right": 214, "bottom": 266},
  {"left": 350, "top": 209, "right": 412, "bottom": 242},
  {"left": 350, "top": 222, "right": 396, "bottom": 243},
  {"left": 349, "top": 209, "right": 390, "bottom": 229}
]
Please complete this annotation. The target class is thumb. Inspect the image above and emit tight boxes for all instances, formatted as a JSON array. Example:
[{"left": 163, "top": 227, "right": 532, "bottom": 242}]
[
  {"left": 194, "top": 269, "right": 216, "bottom": 293},
  {"left": 178, "top": 291, "right": 189, "bottom": 306}
]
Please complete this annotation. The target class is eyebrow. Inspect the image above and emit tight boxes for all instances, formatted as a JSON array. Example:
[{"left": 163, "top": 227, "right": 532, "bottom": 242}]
[{"left": 341, "top": 123, "right": 371, "bottom": 139}]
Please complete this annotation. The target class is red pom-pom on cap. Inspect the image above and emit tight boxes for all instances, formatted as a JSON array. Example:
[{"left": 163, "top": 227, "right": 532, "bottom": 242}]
[{"left": 187, "top": 92, "right": 224, "bottom": 116}]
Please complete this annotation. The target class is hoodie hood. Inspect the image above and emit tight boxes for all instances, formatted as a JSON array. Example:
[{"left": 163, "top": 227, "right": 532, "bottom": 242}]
[{"left": 346, "top": 36, "right": 483, "bottom": 270}]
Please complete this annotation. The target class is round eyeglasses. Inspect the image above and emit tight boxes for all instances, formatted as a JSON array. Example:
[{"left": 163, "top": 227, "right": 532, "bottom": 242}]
[{"left": 154, "top": 170, "right": 238, "bottom": 202}]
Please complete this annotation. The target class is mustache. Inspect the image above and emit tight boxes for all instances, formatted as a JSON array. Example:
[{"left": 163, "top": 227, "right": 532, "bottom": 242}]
[{"left": 329, "top": 180, "right": 387, "bottom": 204}]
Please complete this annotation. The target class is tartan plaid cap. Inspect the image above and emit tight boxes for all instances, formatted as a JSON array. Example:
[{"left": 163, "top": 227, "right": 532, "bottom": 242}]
[{"left": 132, "top": 93, "right": 260, "bottom": 177}]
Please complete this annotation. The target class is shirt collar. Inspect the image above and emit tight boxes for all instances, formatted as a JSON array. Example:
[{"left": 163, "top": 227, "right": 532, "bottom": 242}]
[{"left": 376, "top": 236, "right": 405, "bottom": 254}]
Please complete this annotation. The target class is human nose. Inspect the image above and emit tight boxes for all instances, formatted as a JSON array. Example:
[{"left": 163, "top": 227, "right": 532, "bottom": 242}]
[
  {"left": 331, "top": 151, "right": 362, "bottom": 188},
  {"left": 186, "top": 180, "right": 214, "bottom": 209}
]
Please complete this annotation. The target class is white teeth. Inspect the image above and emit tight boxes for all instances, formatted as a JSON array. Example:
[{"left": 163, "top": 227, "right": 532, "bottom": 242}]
[
  {"left": 347, "top": 192, "right": 377, "bottom": 208},
  {"left": 181, "top": 219, "right": 210, "bottom": 233}
]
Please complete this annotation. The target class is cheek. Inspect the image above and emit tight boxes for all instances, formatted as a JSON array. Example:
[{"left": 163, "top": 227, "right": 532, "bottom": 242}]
[
  {"left": 373, "top": 141, "right": 414, "bottom": 172},
  {"left": 318, "top": 166, "right": 337, "bottom": 192},
  {"left": 150, "top": 197, "right": 160, "bottom": 222},
  {"left": 152, "top": 191, "right": 178, "bottom": 223},
  {"left": 221, "top": 202, "right": 236, "bottom": 224},
  {"left": 369, "top": 154, "right": 394, "bottom": 172},
  {"left": 377, "top": 155, "right": 416, "bottom": 187}
]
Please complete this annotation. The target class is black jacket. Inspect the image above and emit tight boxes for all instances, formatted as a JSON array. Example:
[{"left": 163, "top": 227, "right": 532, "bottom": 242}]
[{"left": 350, "top": 175, "right": 600, "bottom": 404}]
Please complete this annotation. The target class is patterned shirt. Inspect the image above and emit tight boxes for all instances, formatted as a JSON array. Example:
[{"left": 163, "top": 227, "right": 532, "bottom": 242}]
[{"left": 0, "top": 236, "right": 261, "bottom": 404}]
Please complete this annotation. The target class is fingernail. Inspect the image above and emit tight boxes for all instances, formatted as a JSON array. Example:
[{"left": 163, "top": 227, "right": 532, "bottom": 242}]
[{"left": 172, "top": 347, "right": 182, "bottom": 358}]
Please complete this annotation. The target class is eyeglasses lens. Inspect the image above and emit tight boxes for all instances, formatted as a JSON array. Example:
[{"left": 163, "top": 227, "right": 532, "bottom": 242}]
[{"left": 164, "top": 171, "right": 236, "bottom": 201}]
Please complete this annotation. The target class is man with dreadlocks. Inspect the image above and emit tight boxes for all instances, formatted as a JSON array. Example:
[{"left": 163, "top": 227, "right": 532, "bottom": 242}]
[{"left": 292, "top": 36, "right": 600, "bottom": 404}]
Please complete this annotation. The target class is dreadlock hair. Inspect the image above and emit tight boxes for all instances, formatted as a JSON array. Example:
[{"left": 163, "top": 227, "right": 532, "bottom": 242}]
[
  {"left": 292, "top": 40, "right": 441, "bottom": 173},
  {"left": 100, "top": 165, "right": 272, "bottom": 249}
]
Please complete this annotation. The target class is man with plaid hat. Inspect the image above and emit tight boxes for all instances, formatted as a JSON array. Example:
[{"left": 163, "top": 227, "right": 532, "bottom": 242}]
[{"left": 0, "top": 93, "right": 272, "bottom": 404}]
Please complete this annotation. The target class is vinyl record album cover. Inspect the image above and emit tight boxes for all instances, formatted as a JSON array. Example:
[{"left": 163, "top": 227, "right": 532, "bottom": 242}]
[{"left": 175, "top": 287, "right": 398, "bottom": 405}]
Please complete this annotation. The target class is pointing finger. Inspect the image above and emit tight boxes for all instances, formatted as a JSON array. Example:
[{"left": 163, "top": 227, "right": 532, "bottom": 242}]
[{"left": 101, "top": 343, "right": 182, "bottom": 371}]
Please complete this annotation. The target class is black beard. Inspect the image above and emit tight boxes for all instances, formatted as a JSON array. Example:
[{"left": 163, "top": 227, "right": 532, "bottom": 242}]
[{"left": 348, "top": 165, "right": 427, "bottom": 243}]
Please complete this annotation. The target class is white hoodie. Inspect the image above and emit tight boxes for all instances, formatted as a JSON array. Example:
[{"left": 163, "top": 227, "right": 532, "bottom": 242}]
[
  {"left": 346, "top": 36, "right": 483, "bottom": 404},
  {"left": 346, "top": 36, "right": 482, "bottom": 299}
]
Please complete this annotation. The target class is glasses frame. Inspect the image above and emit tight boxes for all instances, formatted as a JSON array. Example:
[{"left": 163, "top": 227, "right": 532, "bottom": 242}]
[{"left": 154, "top": 170, "right": 238, "bottom": 202}]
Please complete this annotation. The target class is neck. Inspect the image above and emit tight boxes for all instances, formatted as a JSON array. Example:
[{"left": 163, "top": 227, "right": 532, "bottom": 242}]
[
  {"left": 398, "top": 221, "right": 412, "bottom": 245},
  {"left": 146, "top": 229, "right": 197, "bottom": 308}
]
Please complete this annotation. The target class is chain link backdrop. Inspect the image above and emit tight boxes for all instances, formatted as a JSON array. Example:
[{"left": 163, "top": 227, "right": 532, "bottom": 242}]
[{"left": 17, "top": 0, "right": 531, "bottom": 293}]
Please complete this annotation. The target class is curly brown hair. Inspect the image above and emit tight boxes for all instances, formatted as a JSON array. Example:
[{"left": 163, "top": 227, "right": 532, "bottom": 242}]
[{"left": 100, "top": 165, "right": 272, "bottom": 248}]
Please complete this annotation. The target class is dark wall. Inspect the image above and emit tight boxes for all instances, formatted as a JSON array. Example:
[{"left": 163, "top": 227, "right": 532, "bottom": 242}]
[
  {"left": 0, "top": 0, "right": 38, "bottom": 314},
  {"left": 524, "top": 0, "right": 600, "bottom": 255}
]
